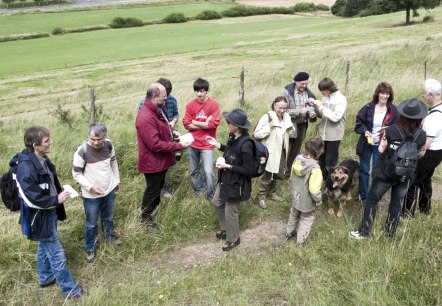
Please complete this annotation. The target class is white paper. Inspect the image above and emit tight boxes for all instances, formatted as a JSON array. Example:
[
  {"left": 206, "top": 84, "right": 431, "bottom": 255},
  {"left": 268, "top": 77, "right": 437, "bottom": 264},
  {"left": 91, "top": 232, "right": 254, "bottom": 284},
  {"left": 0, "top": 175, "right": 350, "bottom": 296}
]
[
  {"left": 216, "top": 157, "right": 225, "bottom": 167},
  {"left": 63, "top": 185, "right": 79, "bottom": 198},
  {"left": 179, "top": 133, "right": 194, "bottom": 143}
]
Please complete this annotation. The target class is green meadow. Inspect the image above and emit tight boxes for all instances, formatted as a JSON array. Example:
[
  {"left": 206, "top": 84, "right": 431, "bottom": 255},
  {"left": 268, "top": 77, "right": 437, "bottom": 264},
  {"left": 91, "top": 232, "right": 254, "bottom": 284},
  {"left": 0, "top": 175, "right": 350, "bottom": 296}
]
[{"left": 0, "top": 2, "right": 442, "bottom": 305}]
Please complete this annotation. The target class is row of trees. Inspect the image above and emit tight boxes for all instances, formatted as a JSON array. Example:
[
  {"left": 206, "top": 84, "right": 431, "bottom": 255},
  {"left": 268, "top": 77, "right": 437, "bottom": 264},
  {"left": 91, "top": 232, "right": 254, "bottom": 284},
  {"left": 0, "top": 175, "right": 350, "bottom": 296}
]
[
  {"left": 331, "top": 0, "right": 441, "bottom": 23},
  {"left": 1, "top": 0, "right": 62, "bottom": 8}
]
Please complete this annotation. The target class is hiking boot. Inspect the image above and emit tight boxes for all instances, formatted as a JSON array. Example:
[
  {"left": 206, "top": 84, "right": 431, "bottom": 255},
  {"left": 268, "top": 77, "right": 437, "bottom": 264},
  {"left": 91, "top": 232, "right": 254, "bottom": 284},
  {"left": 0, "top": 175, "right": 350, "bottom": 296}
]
[
  {"left": 349, "top": 231, "right": 366, "bottom": 240},
  {"left": 86, "top": 251, "right": 95, "bottom": 263},
  {"left": 269, "top": 193, "right": 284, "bottom": 202},
  {"left": 258, "top": 196, "right": 267, "bottom": 209},
  {"left": 39, "top": 278, "right": 56, "bottom": 288},
  {"left": 142, "top": 218, "right": 161, "bottom": 234},
  {"left": 222, "top": 238, "right": 240, "bottom": 251}
]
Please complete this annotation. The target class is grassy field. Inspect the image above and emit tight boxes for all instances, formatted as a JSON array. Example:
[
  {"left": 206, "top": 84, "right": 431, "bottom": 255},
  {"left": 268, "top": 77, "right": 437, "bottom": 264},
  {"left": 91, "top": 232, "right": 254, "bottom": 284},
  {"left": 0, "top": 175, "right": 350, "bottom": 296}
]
[
  {"left": 0, "top": 2, "right": 442, "bottom": 305},
  {"left": 0, "top": 2, "right": 234, "bottom": 36}
]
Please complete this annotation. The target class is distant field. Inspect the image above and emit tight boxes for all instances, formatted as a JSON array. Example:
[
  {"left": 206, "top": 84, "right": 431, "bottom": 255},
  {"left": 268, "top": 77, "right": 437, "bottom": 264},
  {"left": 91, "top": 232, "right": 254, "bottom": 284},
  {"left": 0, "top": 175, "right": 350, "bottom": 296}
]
[
  {"left": 0, "top": 2, "right": 233, "bottom": 36},
  {"left": 237, "top": 0, "right": 335, "bottom": 6}
]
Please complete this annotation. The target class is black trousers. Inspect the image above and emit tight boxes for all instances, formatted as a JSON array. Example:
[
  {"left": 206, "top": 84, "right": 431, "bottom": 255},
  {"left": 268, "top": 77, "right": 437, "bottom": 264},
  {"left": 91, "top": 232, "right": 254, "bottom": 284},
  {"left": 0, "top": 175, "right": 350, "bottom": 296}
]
[
  {"left": 142, "top": 170, "right": 167, "bottom": 220},
  {"left": 403, "top": 149, "right": 442, "bottom": 216},
  {"left": 319, "top": 140, "right": 341, "bottom": 180},
  {"left": 285, "top": 122, "right": 307, "bottom": 177}
]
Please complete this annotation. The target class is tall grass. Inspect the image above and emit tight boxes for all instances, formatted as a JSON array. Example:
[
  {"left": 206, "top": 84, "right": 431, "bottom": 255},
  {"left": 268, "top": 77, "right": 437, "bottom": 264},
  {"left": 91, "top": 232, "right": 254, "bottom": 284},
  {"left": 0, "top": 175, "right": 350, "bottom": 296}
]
[{"left": 0, "top": 5, "right": 442, "bottom": 305}]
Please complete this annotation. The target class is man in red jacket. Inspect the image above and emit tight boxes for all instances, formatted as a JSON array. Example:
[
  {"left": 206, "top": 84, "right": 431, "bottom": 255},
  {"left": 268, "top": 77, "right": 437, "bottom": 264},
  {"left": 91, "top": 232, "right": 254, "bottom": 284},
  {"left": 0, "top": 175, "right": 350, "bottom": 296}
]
[
  {"left": 135, "top": 83, "right": 190, "bottom": 233},
  {"left": 183, "top": 78, "right": 221, "bottom": 200}
]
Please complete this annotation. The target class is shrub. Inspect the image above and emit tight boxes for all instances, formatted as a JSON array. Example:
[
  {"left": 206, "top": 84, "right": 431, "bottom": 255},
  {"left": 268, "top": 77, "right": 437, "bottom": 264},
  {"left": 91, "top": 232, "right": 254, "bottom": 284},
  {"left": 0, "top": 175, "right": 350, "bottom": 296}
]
[
  {"left": 195, "top": 10, "right": 222, "bottom": 20},
  {"left": 110, "top": 17, "right": 143, "bottom": 29},
  {"left": 0, "top": 32, "right": 49, "bottom": 43},
  {"left": 293, "top": 2, "right": 317, "bottom": 12},
  {"left": 315, "top": 4, "right": 330, "bottom": 11},
  {"left": 331, "top": 0, "right": 346, "bottom": 16},
  {"left": 162, "top": 13, "right": 188, "bottom": 23},
  {"left": 423, "top": 15, "right": 434, "bottom": 23},
  {"left": 52, "top": 27, "right": 64, "bottom": 35},
  {"left": 48, "top": 103, "right": 75, "bottom": 128},
  {"left": 271, "top": 7, "right": 295, "bottom": 14},
  {"left": 221, "top": 6, "right": 255, "bottom": 17}
]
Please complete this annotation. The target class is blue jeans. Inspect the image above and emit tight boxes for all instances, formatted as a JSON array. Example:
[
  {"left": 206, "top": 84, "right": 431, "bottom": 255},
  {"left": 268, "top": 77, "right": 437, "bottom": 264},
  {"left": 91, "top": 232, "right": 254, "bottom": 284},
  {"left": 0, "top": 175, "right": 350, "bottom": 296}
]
[
  {"left": 83, "top": 190, "right": 116, "bottom": 252},
  {"left": 188, "top": 147, "right": 214, "bottom": 199},
  {"left": 37, "top": 213, "right": 82, "bottom": 297},
  {"left": 358, "top": 145, "right": 379, "bottom": 199},
  {"left": 359, "top": 177, "right": 408, "bottom": 238}
]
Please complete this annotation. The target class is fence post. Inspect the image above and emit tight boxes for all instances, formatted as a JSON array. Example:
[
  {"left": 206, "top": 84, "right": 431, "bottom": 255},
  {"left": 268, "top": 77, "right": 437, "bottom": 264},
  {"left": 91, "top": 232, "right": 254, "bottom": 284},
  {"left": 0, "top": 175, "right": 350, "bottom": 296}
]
[
  {"left": 424, "top": 61, "right": 427, "bottom": 79},
  {"left": 89, "top": 88, "right": 96, "bottom": 124},
  {"left": 239, "top": 67, "right": 245, "bottom": 107},
  {"left": 344, "top": 60, "right": 350, "bottom": 94}
]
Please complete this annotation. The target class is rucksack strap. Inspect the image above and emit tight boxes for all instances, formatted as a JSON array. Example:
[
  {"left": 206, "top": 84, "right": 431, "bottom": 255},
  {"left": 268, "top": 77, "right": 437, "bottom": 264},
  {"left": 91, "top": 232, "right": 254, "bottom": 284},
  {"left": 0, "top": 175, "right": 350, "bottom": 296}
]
[
  {"left": 429, "top": 109, "right": 442, "bottom": 115},
  {"left": 395, "top": 125, "right": 422, "bottom": 142}
]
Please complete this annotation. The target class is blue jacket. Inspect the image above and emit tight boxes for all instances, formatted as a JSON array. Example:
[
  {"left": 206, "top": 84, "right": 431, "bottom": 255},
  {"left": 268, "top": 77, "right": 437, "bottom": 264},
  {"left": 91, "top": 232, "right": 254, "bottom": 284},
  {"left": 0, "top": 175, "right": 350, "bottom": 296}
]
[
  {"left": 355, "top": 101, "right": 399, "bottom": 157},
  {"left": 12, "top": 150, "right": 66, "bottom": 241}
]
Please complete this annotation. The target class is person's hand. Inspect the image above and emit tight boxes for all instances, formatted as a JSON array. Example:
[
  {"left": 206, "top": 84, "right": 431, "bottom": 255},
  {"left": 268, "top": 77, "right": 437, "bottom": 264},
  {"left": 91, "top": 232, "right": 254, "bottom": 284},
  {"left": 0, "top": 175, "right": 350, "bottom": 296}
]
[
  {"left": 300, "top": 107, "right": 308, "bottom": 115},
  {"left": 307, "top": 98, "right": 316, "bottom": 106},
  {"left": 179, "top": 141, "right": 192, "bottom": 148},
  {"left": 91, "top": 185, "right": 105, "bottom": 195},
  {"left": 172, "top": 130, "right": 181, "bottom": 138},
  {"left": 216, "top": 162, "right": 231, "bottom": 170},
  {"left": 365, "top": 131, "right": 372, "bottom": 137},
  {"left": 269, "top": 121, "right": 275, "bottom": 128},
  {"left": 311, "top": 99, "right": 322, "bottom": 107},
  {"left": 115, "top": 184, "right": 121, "bottom": 192},
  {"left": 206, "top": 115, "right": 213, "bottom": 123},
  {"left": 309, "top": 112, "right": 317, "bottom": 119},
  {"left": 57, "top": 191, "right": 70, "bottom": 204}
]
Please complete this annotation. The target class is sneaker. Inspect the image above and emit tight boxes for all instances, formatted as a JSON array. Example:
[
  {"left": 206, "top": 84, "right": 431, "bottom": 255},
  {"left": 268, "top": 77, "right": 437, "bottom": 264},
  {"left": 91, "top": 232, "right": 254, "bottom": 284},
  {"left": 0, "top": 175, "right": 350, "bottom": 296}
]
[
  {"left": 215, "top": 230, "right": 226, "bottom": 240},
  {"left": 162, "top": 190, "right": 172, "bottom": 198},
  {"left": 269, "top": 194, "right": 284, "bottom": 202},
  {"left": 258, "top": 197, "right": 267, "bottom": 209},
  {"left": 349, "top": 231, "right": 365, "bottom": 240},
  {"left": 39, "top": 278, "right": 56, "bottom": 288},
  {"left": 67, "top": 288, "right": 84, "bottom": 299},
  {"left": 86, "top": 251, "right": 95, "bottom": 262}
]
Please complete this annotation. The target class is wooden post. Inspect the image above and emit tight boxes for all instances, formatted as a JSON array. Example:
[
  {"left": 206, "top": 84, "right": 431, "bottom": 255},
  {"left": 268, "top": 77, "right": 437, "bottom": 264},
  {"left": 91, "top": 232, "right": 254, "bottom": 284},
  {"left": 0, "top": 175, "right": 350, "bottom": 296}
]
[
  {"left": 89, "top": 88, "right": 96, "bottom": 124},
  {"left": 239, "top": 67, "right": 245, "bottom": 107},
  {"left": 424, "top": 61, "right": 427, "bottom": 79},
  {"left": 344, "top": 60, "right": 350, "bottom": 94}
]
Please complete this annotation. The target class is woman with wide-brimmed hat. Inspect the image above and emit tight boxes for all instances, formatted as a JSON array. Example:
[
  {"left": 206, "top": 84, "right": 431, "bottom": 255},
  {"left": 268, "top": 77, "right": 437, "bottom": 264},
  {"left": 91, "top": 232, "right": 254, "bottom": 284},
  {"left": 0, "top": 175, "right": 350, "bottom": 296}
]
[
  {"left": 206, "top": 109, "right": 255, "bottom": 251},
  {"left": 350, "top": 98, "right": 427, "bottom": 239}
]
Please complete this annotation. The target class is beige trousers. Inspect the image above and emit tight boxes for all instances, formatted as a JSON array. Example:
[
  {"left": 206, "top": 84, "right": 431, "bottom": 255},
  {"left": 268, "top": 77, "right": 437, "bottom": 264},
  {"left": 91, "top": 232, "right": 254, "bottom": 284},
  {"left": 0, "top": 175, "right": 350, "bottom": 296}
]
[
  {"left": 212, "top": 186, "right": 240, "bottom": 243},
  {"left": 286, "top": 206, "right": 315, "bottom": 245}
]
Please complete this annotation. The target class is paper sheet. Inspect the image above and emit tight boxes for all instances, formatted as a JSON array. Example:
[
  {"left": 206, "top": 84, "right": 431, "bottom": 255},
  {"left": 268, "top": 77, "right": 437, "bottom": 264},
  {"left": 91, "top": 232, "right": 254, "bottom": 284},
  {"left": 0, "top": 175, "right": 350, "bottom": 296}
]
[
  {"left": 179, "top": 133, "right": 194, "bottom": 143},
  {"left": 63, "top": 185, "right": 79, "bottom": 198}
]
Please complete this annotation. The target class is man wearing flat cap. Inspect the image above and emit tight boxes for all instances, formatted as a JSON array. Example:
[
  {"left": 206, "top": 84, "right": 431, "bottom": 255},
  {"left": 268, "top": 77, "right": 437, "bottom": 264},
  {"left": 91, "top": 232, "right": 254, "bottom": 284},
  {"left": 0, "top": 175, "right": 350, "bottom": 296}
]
[{"left": 283, "top": 71, "right": 317, "bottom": 178}]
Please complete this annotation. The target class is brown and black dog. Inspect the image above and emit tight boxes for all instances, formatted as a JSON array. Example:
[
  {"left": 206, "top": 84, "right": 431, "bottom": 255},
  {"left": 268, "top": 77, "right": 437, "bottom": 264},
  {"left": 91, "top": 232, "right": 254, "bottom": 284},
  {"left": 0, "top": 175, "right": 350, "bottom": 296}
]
[{"left": 324, "top": 159, "right": 359, "bottom": 217}]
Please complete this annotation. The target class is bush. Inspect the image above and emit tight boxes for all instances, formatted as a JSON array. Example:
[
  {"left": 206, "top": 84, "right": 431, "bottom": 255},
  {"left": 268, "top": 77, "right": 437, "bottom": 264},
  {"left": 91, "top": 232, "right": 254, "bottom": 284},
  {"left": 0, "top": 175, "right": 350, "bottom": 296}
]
[
  {"left": 271, "top": 7, "right": 295, "bottom": 14},
  {"left": 162, "top": 13, "right": 188, "bottom": 23},
  {"left": 293, "top": 2, "right": 316, "bottom": 12},
  {"left": 221, "top": 6, "right": 255, "bottom": 17},
  {"left": 195, "top": 10, "right": 222, "bottom": 20},
  {"left": 52, "top": 27, "right": 64, "bottom": 35},
  {"left": 315, "top": 4, "right": 330, "bottom": 11},
  {"left": 423, "top": 15, "right": 434, "bottom": 23},
  {"left": 0, "top": 32, "right": 49, "bottom": 43},
  {"left": 110, "top": 17, "right": 143, "bottom": 29},
  {"left": 331, "top": 0, "right": 346, "bottom": 16}
]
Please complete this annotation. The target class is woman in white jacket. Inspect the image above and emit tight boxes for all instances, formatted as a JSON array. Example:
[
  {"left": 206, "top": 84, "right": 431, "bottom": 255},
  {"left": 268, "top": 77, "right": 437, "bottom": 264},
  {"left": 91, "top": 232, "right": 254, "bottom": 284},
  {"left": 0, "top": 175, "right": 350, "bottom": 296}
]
[
  {"left": 254, "top": 96, "right": 296, "bottom": 209},
  {"left": 309, "top": 77, "right": 347, "bottom": 180}
]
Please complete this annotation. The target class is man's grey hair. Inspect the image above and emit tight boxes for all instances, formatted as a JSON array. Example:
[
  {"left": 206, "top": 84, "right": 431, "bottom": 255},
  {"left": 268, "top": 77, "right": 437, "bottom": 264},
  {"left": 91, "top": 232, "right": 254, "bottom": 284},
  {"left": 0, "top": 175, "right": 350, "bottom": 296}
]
[
  {"left": 423, "top": 79, "right": 441, "bottom": 97},
  {"left": 146, "top": 83, "right": 161, "bottom": 99},
  {"left": 88, "top": 122, "right": 107, "bottom": 137}
]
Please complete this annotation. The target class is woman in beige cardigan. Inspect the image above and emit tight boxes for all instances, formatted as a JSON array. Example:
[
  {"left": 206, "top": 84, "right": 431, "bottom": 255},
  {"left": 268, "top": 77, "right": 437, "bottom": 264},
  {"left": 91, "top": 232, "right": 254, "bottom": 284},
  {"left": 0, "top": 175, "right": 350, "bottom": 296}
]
[{"left": 254, "top": 96, "right": 296, "bottom": 209}]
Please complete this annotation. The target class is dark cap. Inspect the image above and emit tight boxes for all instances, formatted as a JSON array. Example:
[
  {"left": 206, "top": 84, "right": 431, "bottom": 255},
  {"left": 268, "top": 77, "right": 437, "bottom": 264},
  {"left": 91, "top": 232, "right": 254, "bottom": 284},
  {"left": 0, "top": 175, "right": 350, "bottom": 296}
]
[{"left": 294, "top": 72, "right": 310, "bottom": 82}]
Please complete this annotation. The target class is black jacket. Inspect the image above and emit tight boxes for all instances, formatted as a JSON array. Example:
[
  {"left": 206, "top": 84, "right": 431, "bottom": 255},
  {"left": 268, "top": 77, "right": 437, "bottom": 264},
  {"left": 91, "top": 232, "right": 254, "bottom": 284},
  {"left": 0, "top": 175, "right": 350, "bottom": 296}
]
[
  {"left": 218, "top": 134, "right": 254, "bottom": 202},
  {"left": 355, "top": 101, "right": 399, "bottom": 157},
  {"left": 12, "top": 150, "right": 66, "bottom": 241}
]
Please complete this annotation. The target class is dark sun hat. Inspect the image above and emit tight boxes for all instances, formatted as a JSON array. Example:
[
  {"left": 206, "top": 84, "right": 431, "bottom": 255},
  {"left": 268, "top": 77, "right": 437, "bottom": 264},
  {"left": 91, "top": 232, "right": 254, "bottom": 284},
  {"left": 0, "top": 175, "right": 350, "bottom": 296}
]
[
  {"left": 222, "top": 109, "right": 251, "bottom": 129},
  {"left": 397, "top": 98, "right": 427, "bottom": 120}
]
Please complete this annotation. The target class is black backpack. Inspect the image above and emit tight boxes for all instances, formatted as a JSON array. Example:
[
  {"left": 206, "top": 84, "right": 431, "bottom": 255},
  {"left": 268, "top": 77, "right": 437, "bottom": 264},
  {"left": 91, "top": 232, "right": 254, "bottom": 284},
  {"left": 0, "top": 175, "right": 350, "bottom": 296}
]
[
  {"left": 236, "top": 136, "right": 269, "bottom": 178},
  {"left": 384, "top": 126, "right": 422, "bottom": 182},
  {"left": 0, "top": 162, "right": 20, "bottom": 211}
]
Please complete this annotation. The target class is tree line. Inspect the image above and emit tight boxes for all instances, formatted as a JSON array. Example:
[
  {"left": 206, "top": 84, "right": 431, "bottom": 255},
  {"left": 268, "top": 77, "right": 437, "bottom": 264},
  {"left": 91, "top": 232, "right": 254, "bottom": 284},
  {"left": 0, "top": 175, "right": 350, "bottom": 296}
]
[{"left": 331, "top": 0, "right": 441, "bottom": 23}]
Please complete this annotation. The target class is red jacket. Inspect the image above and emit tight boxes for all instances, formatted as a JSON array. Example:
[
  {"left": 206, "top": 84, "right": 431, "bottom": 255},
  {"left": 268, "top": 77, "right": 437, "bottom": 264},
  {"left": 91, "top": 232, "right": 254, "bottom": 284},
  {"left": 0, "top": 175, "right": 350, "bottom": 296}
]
[
  {"left": 182, "top": 97, "right": 220, "bottom": 150},
  {"left": 136, "top": 99, "right": 183, "bottom": 173}
]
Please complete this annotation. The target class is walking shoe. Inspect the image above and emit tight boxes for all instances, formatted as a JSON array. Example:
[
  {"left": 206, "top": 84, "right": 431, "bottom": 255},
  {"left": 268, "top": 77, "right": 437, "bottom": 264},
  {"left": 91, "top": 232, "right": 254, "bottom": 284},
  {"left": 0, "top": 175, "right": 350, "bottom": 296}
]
[
  {"left": 349, "top": 231, "right": 365, "bottom": 240},
  {"left": 39, "top": 278, "right": 56, "bottom": 288},
  {"left": 162, "top": 189, "right": 172, "bottom": 198},
  {"left": 105, "top": 238, "right": 123, "bottom": 246},
  {"left": 86, "top": 251, "right": 95, "bottom": 262},
  {"left": 269, "top": 193, "right": 284, "bottom": 202},
  {"left": 258, "top": 196, "right": 267, "bottom": 209},
  {"left": 141, "top": 217, "right": 161, "bottom": 233},
  {"left": 215, "top": 230, "right": 226, "bottom": 240},
  {"left": 222, "top": 238, "right": 240, "bottom": 251}
]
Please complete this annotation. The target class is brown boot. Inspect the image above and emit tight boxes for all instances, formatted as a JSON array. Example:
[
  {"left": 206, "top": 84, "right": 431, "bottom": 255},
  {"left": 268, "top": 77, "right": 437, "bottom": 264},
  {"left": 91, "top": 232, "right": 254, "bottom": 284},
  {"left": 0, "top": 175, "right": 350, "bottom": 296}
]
[{"left": 258, "top": 196, "right": 267, "bottom": 209}]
